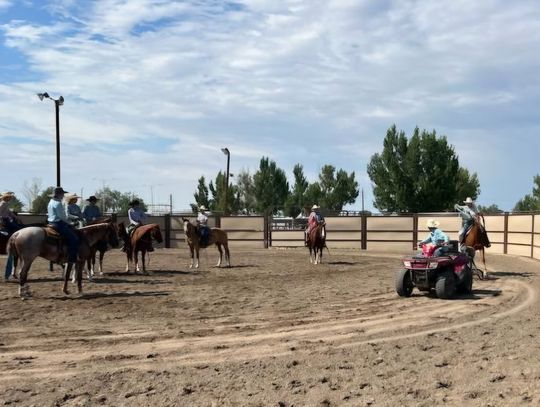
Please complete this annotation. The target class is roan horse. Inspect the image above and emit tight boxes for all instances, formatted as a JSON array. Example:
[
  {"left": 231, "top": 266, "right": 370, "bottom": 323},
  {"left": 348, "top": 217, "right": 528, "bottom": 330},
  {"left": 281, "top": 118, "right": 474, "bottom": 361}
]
[
  {"left": 6, "top": 222, "right": 119, "bottom": 299},
  {"left": 118, "top": 223, "right": 163, "bottom": 274},
  {"left": 182, "top": 217, "right": 230, "bottom": 269},
  {"left": 463, "top": 215, "right": 491, "bottom": 279},
  {"left": 307, "top": 223, "right": 327, "bottom": 264}
]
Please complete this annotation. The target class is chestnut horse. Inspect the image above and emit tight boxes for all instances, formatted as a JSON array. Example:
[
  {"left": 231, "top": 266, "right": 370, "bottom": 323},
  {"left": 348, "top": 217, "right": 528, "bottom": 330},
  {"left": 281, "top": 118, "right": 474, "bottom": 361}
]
[
  {"left": 463, "top": 215, "right": 491, "bottom": 279},
  {"left": 307, "top": 223, "right": 326, "bottom": 264},
  {"left": 85, "top": 217, "right": 115, "bottom": 280},
  {"left": 181, "top": 217, "right": 230, "bottom": 269},
  {"left": 118, "top": 223, "right": 163, "bottom": 274},
  {"left": 6, "top": 222, "right": 119, "bottom": 299}
]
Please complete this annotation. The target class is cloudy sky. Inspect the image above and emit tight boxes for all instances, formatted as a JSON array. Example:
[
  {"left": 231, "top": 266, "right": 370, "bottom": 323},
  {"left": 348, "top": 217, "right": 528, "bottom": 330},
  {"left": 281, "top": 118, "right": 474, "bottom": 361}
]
[{"left": 1, "top": 0, "right": 539, "bottom": 212}]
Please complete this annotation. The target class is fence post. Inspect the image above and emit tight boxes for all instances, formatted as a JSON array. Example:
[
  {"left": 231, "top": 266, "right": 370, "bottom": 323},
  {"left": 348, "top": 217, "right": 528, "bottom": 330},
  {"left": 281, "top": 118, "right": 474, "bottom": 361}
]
[
  {"left": 263, "top": 213, "right": 269, "bottom": 249},
  {"left": 361, "top": 214, "right": 367, "bottom": 250},
  {"left": 503, "top": 212, "right": 509, "bottom": 255},
  {"left": 412, "top": 213, "right": 418, "bottom": 250},
  {"left": 164, "top": 213, "right": 171, "bottom": 249},
  {"left": 531, "top": 214, "right": 535, "bottom": 259}
]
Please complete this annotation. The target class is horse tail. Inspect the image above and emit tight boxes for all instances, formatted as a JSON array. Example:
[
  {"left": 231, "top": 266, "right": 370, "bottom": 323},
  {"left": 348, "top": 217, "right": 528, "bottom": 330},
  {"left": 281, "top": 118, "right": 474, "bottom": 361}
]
[{"left": 5, "top": 233, "right": 18, "bottom": 279}]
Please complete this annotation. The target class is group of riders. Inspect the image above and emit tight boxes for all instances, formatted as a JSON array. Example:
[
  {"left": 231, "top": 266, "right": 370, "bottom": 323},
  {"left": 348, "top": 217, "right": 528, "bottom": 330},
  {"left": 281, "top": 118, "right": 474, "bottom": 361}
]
[{"left": 1, "top": 188, "right": 483, "bottom": 263}]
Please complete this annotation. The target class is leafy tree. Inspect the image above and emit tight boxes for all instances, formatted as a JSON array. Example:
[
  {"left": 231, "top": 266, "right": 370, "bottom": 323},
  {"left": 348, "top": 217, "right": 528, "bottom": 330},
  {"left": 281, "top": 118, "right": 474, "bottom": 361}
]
[
  {"left": 236, "top": 170, "right": 256, "bottom": 214},
  {"left": 192, "top": 173, "right": 239, "bottom": 214},
  {"left": 8, "top": 195, "right": 24, "bottom": 213},
  {"left": 477, "top": 204, "right": 503, "bottom": 214},
  {"left": 31, "top": 187, "right": 54, "bottom": 214},
  {"left": 513, "top": 175, "right": 540, "bottom": 212},
  {"left": 316, "top": 165, "right": 359, "bottom": 211},
  {"left": 95, "top": 187, "right": 146, "bottom": 215},
  {"left": 367, "top": 125, "right": 480, "bottom": 213},
  {"left": 284, "top": 164, "right": 310, "bottom": 217},
  {"left": 191, "top": 176, "right": 211, "bottom": 213},
  {"left": 253, "top": 157, "right": 290, "bottom": 214}
]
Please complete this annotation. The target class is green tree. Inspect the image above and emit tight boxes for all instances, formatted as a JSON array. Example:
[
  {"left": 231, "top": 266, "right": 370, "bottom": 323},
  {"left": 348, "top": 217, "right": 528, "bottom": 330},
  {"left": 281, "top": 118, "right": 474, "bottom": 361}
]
[
  {"left": 95, "top": 187, "right": 146, "bottom": 215},
  {"left": 8, "top": 195, "right": 24, "bottom": 213},
  {"left": 191, "top": 176, "right": 211, "bottom": 213},
  {"left": 253, "top": 157, "right": 290, "bottom": 214},
  {"left": 284, "top": 164, "right": 310, "bottom": 217},
  {"left": 477, "top": 204, "right": 503, "bottom": 214},
  {"left": 367, "top": 125, "right": 480, "bottom": 213},
  {"left": 31, "top": 187, "right": 54, "bottom": 214},
  {"left": 316, "top": 165, "right": 359, "bottom": 211},
  {"left": 513, "top": 175, "right": 540, "bottom": 212},
  {"left": 236, "top": 170, "right": 256, "bottom": 214}
]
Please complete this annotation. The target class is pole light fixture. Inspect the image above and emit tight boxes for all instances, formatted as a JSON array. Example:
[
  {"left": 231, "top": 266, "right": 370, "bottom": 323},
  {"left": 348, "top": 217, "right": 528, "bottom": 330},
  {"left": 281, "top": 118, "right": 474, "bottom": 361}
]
[{"left": 37, "top": 92, "right": 64, "bottom": 187}]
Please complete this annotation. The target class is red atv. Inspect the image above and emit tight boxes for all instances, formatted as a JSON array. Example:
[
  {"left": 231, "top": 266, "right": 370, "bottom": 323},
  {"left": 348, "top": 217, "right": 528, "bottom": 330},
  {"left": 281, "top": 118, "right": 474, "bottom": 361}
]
[{"left": 395, "top": 241, "right": 473, "bottom": 299}]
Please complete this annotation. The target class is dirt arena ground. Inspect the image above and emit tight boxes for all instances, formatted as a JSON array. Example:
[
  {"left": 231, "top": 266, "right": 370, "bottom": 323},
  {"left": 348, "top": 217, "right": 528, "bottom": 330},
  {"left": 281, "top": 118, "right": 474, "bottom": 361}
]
[{"left": 0, "top": 247, "right": 539, "bottom": 407}]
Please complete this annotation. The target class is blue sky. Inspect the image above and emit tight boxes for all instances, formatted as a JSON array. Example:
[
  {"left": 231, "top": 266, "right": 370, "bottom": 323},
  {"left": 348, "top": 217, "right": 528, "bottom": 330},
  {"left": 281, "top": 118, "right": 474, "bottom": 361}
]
[{"left": 1, "top": 0, "right": 539, "bottom": 212}]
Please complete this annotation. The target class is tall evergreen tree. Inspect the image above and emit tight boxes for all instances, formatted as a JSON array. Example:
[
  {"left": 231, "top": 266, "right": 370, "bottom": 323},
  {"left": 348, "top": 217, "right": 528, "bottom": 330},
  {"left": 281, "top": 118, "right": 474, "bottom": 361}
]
[
  {"left": 513, "top": 174, "right": 540, "bottom": 212},
  {"left": 284, "top": 164, "right": 309, "bottom": 217},
  {"left": 253, "top": 157, "right": 290, "bottom": 214}
]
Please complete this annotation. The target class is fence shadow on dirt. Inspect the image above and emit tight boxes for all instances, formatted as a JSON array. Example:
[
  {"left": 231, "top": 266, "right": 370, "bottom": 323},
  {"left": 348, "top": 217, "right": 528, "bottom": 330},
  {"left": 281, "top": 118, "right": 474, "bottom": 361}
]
[
  {"left": 487, "top": 270, "right": 534, "bottom": 278},
  {"left": 55, "top": 291, "right": 171, "bottom": 300}
]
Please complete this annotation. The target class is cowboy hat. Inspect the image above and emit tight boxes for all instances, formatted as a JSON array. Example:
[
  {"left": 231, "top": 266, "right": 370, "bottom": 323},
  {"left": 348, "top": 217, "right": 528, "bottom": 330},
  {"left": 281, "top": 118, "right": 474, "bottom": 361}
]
[
  {"left": 64, "top": 193, "right": 80, "bottom": 201},
  {"left": 50, "top": 187, "right": 68, "bottom": 197},
  {"left": 199, "top": 205, "right": 207, "bottom": 211},
  {"left": 0, "top": 191, "right": 15, "bottom": 199},
  {"left": 426, "top": 219, "right": 440, "bottom": 228},
  {"left": 311, "top": 204, "right": 320, "bottom": 210},
  {"left": 463, "top": 197, "right": 475, "bottom": 204},
  {"left": 86, "top": 195, "right": 99, "bottom": 202}
]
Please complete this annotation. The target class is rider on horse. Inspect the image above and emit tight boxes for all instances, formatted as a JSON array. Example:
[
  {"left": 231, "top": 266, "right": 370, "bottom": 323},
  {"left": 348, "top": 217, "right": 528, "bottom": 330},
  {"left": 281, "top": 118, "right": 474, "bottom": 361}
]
[
  {"left": 65, "top": 193, "right": 85, "bottom": 228},
  {"left": 47, "top": 187, "right": 79, "bottom": 265},
  {"left": 126, "top": 199, "right": 153, "bottom": 252},
  {"left": 0, "top": 191, "right": 22, "bottom": 235},
  {"left": 197, "top": 205, "right": 210, "bottom": 247},
  {"left": 82, "top": 195, "right": 102, "bottom": 223},
  {"left": 454, "top": 197, "right": 478, "bottom": 252},
  {"left": 305, "top": 204, "right": 325, "bottom": 245}
]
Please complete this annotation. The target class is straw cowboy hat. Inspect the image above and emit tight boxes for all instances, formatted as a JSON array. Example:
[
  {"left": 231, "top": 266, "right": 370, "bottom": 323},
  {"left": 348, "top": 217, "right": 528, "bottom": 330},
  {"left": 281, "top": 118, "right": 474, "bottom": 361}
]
[
  {"left": 86, "top": 195, "right": 99, "bottom": 202},
  {"left": 311, "top": 204, "right": 320, "bottom": 210},
  {"left": 199, "top": 205, "right": 207, "bottom": 211},
  {"left": 463, "top": 197, "right": 475, "bottom": 204},
  {"left": 64, "top": 193, "right": 80, "bottom": 202},
  {"left": 0, "top": 191, "right": 15, "bottom": 200},
  {"left": 426, "top": 219, "right": 440, "bottom": 228}
]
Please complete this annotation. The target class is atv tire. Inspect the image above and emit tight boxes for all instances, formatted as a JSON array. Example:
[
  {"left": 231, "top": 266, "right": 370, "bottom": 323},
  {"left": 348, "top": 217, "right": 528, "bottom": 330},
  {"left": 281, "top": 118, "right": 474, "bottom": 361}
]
[
  {"left": 395, "top": 269, "right": 414, "bottom": 297},
  {"left": 457, "top": 265, "right": 473, "bottom": 295},
  {"left": 435, "top": 270, "right": 456, "bottom": 299}
]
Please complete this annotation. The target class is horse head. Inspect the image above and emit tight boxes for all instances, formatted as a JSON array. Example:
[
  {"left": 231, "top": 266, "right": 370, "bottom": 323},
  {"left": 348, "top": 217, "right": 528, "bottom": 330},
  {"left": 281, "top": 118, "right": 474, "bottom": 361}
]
[
  {"left": 151, "top": 224, "right": 163, "bottom": 244},
  {"left": 107, "top": 222, "right": 120, "bottom": 248}
]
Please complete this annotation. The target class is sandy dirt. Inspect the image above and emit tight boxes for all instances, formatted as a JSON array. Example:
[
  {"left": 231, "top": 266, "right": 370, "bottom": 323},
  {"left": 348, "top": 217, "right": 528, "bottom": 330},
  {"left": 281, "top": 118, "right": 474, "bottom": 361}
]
[{"left": 0, "top": 247, "right": 539, "bottom": 406}]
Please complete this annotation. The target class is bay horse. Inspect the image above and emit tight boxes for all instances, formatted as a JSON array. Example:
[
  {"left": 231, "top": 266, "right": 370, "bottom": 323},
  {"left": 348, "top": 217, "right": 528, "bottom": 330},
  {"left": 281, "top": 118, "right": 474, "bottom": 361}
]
[
  {"left": 6, "top": 222, "right": 119, "bottom": 299},
  {"left": 463, "top": 215, "right": 491, "bottom": 279},
  {"left": 85, "top": 217, "right": 115, "bottom": 280},
  {"left": 181, "top": 217, "right": 230, "bottom": 269},
  {"left": 118, "top": 223, "right": 163, "bottom": 274},
  {"left": 307, "top": 223, "right": 326, "bottom": 264}
]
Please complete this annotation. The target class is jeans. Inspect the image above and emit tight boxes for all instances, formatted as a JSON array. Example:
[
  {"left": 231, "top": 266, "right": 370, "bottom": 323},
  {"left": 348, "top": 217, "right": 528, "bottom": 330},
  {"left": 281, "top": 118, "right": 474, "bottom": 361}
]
[{"left": 50, "top": 220, "right": 79, "bottom": 263}]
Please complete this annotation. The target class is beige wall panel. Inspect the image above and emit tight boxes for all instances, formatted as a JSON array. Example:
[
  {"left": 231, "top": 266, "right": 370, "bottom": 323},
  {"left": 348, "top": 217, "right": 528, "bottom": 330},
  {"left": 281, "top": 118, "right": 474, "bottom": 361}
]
[
  {"left": 368, "top": 216, "right": 413, "bottom": 231},
  {"left": 486, "top": 243, "right": 504, "bottom": 254},
  {"left": 228, "top": 241, "right": 265, "bottom": 248},
  {"left": 534, "top": 247, "right": 540, "bottom": 260},
  {"left": 418, "top": 216, "right": 461, "bottom": 232},
  {"left": 272, "top": 241, "right": 305, "bottom": 248},
  {"left": 326, "top": 231, "right": 362, "bottom": 241},
  {"left": 507, "top": 233, "right": 533, "bottom": 245},
  {"left": 222, "top": 217, "right": 264, "bottom": 231},
  {"left": 369, "top": 231, "right": 413, "bottom": 242},
  {"left": 507, "top": 245, "right": 532, "bottom": 257},
  {"left": 227, "top": 231, "right": 264, "bottom": 241},
  {"left": 535, "top": 217, "right": 540, "bottom": 233},
  {"left": 367, "top": 241, "right": 412, "bottom": 252},
  {"left": 325, "top": 217, "right": 362, "bottom": 231},
  {"left": 487, "top": 232, "right": 504, "bottom": 244},
  {"left": 484, "top": 216, "right": 505, "bottom": 231},
  {"left": 508, "top": 215, "right": 533, "bottom": 233},
  {"left": 272, "top": 231, "right": 304, "bottom": 241}
]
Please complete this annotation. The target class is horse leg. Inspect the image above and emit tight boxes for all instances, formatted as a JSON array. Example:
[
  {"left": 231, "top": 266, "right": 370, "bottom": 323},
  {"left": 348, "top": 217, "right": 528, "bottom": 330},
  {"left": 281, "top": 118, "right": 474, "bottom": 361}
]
[
  {"left": 309, "top": 247, "right": 314, "bottom": 264},
  {"left": 63, "top": 263, "right": 74, "bottom": 295},
  {"left": 224, "top": 244, "right": 231, "bottom": 267},
  {"left": 216, "top": 244, "right": 223, "bottom": 267},
  {"left": 18, "top": 258, "right": 33, "bottom": 300},
  {"left": 142, "top": 251, "right": 149, "bottom": 275},
  {"left": 98, "top": 250, "right": 105, "bottom": 275},
  {"left": 195, "top": 248, "right": 200, "bottom": 269},
  {"left": 76, "top": 262, "right": 84, "bottom": 294}
]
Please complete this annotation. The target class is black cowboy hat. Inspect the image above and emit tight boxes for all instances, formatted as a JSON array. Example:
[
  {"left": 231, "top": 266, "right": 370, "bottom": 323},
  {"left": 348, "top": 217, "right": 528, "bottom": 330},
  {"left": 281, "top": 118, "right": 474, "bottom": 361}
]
[
  {"left": 129, "top": 199, "right": 140, "bottom": 206},
  {"left": 86, "top": 195, "right": 99, "bottom": 202},
  {"left": 51, "top": 187, "right": 68, "bottom": 196}
]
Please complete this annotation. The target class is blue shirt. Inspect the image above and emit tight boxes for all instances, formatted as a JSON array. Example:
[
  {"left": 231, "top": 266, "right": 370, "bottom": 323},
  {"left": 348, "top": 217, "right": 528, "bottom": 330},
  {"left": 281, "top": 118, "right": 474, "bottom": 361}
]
[
  {"left": 47, "top": 198, "right": 67, "bottom": 223},
  {"left": 83, "top": 204, "right": 102, "bottom": 222},
  {"left": 421, "top": 228, "right": 449, "bottom": 246},
  {"left": 455, "top": 204, "right": 477, "bottom": 225},
  {"left": 128, "top": 207, "right": 147, "bottom": 225}
]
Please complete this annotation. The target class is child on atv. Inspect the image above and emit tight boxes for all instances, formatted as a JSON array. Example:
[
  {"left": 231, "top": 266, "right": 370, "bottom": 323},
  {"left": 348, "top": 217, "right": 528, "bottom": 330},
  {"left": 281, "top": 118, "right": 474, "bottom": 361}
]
[{"left": 418, "top": 219, "right": 450, "bottom": 257}]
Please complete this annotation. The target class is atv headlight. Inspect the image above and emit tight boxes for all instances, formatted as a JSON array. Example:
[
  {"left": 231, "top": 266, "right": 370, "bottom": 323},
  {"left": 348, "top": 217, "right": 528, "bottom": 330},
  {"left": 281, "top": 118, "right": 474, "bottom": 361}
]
[
  {"left": 428, "top": 261, "right": 439, "bottom": 268},
  {"left": 403, "top": 261, "right": 411, "bottom": 268}
]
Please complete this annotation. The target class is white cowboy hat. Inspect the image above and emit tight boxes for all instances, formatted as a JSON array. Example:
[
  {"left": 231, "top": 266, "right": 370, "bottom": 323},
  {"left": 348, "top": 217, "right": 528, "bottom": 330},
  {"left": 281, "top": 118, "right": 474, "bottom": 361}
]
[
  {"left": 463, "top": 197, "right": 475, "bottom": 204},
  {"left": 311, "top": 204, "right": 320, "bottom": 210},
  {"left": 64, "top": 193, "right": 80, "bottom": 201},
  {"left": 0, "top": 191, "right": 15, "bottom": 199},
  {"left": 426, "top": 219, "right": 440, "bottom": 228},
  {"left": 199, "top": 205, "right": 207, "bottom": 211}
]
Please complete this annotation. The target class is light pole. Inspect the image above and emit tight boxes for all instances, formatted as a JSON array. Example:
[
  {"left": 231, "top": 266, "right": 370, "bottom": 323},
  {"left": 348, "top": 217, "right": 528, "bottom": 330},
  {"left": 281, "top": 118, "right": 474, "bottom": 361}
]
[
  {"left": 221, "top": 147, "right": 230, "bottom": 215},
  {"left": 37, "top": 92, "right": 64, "bottom": 187}
]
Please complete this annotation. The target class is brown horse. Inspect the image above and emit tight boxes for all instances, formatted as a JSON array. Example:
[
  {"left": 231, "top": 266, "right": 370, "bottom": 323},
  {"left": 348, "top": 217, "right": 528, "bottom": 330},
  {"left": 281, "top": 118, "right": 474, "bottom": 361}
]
[
  {"left": 118, "top": 223, "right": 163, "bottom": 274},
  {"left": 182, "top": 217, "right": 230, "bottom": 268},
  {"left": 307, "top": 223, "right": 326, "bottom": 264},
  {"left": 7, "top": 223, "right": 119, "bottom": 298},
  {"left": 463, "top": 215, "right": 491, "bottom": 279},
  {"left": 85, "top": 217, "right": 115, "bottom": 280}
]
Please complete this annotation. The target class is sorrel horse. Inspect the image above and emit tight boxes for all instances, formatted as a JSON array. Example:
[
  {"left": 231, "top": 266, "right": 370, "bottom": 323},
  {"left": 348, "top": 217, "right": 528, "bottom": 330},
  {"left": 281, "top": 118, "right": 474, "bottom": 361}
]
[
  {"left": 118, "top": 223, "right": 163, "bottom": 274},
  {"left": 85, "top": 217, "right": 115, "bottom": 280},
  {"left": 181, "top": 217, "right": 230, "bottom": 269},
  {"left": 463, "top": 215, "right": 491, "bottom": 279},
  {"left": 307, "top": 223, "right": 326, "bottom": 264},
  {"left": 6, "top": 222, "right": 119, "bottom": 299}
]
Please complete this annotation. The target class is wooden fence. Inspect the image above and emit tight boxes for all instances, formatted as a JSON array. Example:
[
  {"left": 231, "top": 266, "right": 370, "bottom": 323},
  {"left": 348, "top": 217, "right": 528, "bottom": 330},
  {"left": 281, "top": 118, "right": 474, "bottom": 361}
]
[{"left": 15, "top": 212, "right": 540, "bottom": 261}]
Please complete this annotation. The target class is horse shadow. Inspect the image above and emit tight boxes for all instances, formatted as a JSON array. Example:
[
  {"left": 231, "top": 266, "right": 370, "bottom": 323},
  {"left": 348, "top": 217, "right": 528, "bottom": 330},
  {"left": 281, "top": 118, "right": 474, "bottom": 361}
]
[
  {"left": 55, "top": 291, "right": 171, "bottom": 300},
  {"left": 151, "top": 270, "right": 200, "bottom": 276},
  {"left": 92, "top": 277, "right": 169, "bottom": 285},
  {"left": 327, "top": 261, "right": 360, "bottom": 266},
  {"left": 486, "top": 271, "right": 534, "bottom": 278}
]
